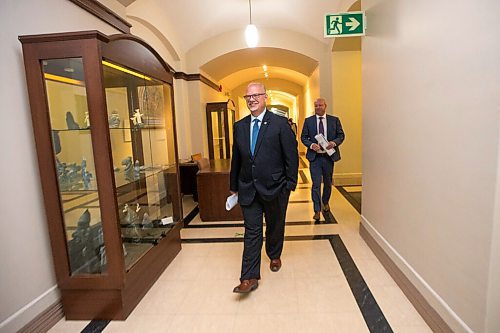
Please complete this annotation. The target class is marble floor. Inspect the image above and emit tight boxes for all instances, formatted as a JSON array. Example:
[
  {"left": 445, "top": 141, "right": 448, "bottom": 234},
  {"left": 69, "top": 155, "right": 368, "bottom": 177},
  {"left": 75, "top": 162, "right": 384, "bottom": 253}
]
[{"left": 49, "top": 160, "right": 432, "bottom": 333}]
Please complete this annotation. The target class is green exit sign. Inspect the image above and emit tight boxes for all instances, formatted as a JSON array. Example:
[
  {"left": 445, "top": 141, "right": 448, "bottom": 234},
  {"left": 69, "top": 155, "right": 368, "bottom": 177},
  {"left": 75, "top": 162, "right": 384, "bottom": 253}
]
[{"left": 325, "top": 11, "right": 366, "bottom": 37}]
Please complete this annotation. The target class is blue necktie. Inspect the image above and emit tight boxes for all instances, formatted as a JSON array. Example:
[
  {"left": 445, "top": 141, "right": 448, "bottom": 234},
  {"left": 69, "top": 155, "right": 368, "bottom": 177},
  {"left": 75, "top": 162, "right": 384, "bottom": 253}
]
[{"left": 251, "top": 119, "right": 260, "bottom": 155}]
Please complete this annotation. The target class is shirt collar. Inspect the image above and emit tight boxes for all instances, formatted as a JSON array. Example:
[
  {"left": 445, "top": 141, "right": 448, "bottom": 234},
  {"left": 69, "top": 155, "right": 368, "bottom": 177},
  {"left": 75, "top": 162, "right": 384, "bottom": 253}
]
[
  {"left": 251, "top": 109, "right": 266, "bottom": 123},
  {"left": 316, "top": 114, "right": 326, "bottom": 120}
]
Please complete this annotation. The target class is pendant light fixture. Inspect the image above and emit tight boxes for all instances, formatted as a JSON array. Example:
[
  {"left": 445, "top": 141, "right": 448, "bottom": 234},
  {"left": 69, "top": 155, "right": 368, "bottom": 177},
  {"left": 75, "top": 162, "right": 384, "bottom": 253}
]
[{"left": 245, "top": 0, "right": 259, "bottom": 48}]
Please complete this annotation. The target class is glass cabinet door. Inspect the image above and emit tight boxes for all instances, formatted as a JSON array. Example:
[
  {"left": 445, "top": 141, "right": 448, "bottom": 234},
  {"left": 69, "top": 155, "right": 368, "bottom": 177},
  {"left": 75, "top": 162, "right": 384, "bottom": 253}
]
[
  {"left": 206, "top": 101, "right": 236, "bottom": 160},
  {"left": 42, "top": 58, "right": 107, "bottom": 275},
  {"left": 102, "top": 60, "right": 179, "bottom": 271}
]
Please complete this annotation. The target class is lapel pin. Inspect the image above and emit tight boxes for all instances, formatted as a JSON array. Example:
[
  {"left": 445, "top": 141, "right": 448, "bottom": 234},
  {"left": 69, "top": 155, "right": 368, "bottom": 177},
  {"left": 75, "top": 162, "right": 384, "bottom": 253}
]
[{"left": 263, "top": 122, "right": 268, "bottom": 125}]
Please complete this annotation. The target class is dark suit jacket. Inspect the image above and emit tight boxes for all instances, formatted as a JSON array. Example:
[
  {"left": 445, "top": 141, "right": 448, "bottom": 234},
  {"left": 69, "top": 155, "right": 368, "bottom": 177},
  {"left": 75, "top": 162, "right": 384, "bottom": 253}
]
[
  {"left": 230, "top": 110, "right": 299, "bottom": 206},
  {"left": 300, "top": 114, "right": 345, "bottom": 162}
]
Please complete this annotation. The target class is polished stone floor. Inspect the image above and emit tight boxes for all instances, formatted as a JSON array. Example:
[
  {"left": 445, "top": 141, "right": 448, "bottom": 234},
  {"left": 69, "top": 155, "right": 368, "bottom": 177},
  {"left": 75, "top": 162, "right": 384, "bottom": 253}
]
[{"left": 49, "top": 159, "right": 431, "bottom": 333}]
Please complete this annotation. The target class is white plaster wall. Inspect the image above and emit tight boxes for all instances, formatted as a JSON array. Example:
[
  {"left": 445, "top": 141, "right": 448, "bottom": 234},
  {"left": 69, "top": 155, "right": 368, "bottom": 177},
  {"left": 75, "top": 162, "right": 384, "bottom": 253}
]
[
  {"left": 0, "top": 1, "right": 120, "bottom": 332},
  {"left": 361, "top": 0, "right": 500, "bottom": 331},
  {"left": 129, "top": 18, "right": 182, "bottom": 71},
  {"left": 486, "top": 118, "right": 500, "bottom": 333},
  {"left": 126, "top": 0, "right": 184, "bottom": 59}
]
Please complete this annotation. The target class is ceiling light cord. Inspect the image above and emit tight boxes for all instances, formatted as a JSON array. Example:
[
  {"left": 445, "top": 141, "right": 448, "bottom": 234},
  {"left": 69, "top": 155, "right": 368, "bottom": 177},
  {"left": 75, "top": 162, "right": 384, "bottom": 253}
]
[{"left": 249, "top": 0, "right": 252, "bottom": 24}]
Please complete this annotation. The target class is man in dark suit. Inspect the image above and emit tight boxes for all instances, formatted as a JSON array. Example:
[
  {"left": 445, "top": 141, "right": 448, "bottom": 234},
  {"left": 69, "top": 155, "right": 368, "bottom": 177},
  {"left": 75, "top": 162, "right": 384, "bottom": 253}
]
[
  {"left": 230, "top": 82, "right": 298, "bottom": 293},
  {"left": 300, "top": 98, "right": 345, "bottom": 221}
]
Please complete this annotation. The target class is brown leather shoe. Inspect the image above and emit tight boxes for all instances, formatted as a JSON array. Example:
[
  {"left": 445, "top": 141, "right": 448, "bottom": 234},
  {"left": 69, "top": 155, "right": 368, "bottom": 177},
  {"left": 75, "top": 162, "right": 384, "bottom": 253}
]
[
  {"left": 233, "top": 279, "right": 258, "bottom": 293},
  {"left": 323, "top": 203, "right": 330, "bottom": 212},
  {"left": 270, "top": 258, "right": 282, "bottom": 272},
  {"left": 313, "top": 211, "right": 321, "bottom": 220}
]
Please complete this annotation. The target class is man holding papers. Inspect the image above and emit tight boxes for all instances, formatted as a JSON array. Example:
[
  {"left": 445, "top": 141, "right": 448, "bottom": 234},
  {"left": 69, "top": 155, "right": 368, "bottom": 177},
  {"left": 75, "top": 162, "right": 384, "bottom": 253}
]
[
  {"left": 230, "top": 82, "right": 298, "bottom": 294},
  {"left": 300, "top": 98, "right": 345, "bottom": 221}
]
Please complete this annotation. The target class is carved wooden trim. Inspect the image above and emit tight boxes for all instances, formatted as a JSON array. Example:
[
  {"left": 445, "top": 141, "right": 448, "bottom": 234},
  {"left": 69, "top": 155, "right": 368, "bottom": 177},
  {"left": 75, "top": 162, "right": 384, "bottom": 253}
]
[
  {"left": 359, "top": 223, "right": 454, "bottom": 332},
  {"left": 18, "top": 300, "right": 64, "bottom": 333},
  {"left": 68, "top": 0, "right": 132, "bottom": 33},
  {"left": 174, "top": 72, "right": 221, "bottom": 92}
]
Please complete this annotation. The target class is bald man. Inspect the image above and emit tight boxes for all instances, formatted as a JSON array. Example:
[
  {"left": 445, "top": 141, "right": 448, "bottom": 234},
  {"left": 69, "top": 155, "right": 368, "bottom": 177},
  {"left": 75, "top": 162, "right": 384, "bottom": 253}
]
[{"left": 300, "top": 98, "right": 345, "bottom": 221}]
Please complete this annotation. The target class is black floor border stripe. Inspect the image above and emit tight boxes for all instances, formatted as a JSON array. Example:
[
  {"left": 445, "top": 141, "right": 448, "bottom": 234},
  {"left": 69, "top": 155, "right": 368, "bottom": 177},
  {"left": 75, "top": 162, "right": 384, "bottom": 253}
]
[
  {"left": 80, "top": 319, "right": 110, "bottom": 333},
  {"left": 299, "top": 157, "right": 308, "bottom": 168},
  {"left": 182, "top": 205, "right": 199, "bottom": 226},
  {"left": 289, "top": 199, "right": 312, "bottom": 203},
  {"left": 298, "top": 169, "right": 309, "bottom": 184},
  {"left": 335, "top": 186, "right": 361, "bottom": 213},
  {"left": 181, "top": 234, "right": 392, "bottom": 332},
  {"left": 329, "top": 235, "right": 393, "bottom": 332}
]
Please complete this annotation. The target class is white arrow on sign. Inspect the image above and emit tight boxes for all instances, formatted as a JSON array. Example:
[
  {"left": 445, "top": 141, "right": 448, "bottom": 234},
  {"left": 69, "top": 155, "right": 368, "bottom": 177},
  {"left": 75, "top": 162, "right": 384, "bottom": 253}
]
[{"left": 345, "top": 17, "right": 360, "bottom": 31}]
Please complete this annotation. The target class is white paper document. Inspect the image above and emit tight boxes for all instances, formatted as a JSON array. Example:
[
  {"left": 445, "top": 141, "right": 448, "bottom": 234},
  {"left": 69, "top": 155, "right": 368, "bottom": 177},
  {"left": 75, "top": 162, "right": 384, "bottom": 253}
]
[
  {"left": 314, "top": 134, "right": 335, "bottom": 156},
  {"left": 226, "top": 193, "right": 238, "bottom": 211}
]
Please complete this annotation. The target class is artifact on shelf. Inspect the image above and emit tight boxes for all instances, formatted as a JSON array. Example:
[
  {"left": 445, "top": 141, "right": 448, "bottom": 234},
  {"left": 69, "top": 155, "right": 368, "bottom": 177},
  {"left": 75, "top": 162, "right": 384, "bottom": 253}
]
[
  {"left": 122, "top": 203, "right": 140, "bottom": 238},
  {"left": 122, "top": 156, "right": 135, "bottom": 181},
  {"left": 122, "top": 203, "right": 139, "bottom": 224},
  {"left": 83, "top": 111, "right": 90, "bottom": 129},
  {"left": 134, "top": 160, "right": 142, "bottom": 178},
  {"left": 57, "top": 159, "right": 82, "bottom": 191},
  {"left": 141, "top": 212, "right": 153, "bottom": 228},
  {"left": 81, "top": 158, "right": 93, "bottom": 190},
  {"left": 108, "top": 110, "right": 121, "bottom": 128},
  {"left": 52, "top": 130, "right": 61, "bottom": 154},
  {"left": 65, "top": 111, "right": 80, "bottom": 130},
  {"left": 130, "top": 108, "right": 144, "bottom": 128},
  {"left": 72, "top": 209, "right": 91, "bottom": 242}
]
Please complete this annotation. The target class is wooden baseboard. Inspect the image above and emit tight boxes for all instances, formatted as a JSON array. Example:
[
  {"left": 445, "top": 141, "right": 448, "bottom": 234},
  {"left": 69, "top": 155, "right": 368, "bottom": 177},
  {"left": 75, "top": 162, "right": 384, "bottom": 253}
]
[
  {"left": 18, "top": 300, "right": 64, "bottom": 333},
  {"left": 359, "top": 223, "right": 453, "bottom": 332}
]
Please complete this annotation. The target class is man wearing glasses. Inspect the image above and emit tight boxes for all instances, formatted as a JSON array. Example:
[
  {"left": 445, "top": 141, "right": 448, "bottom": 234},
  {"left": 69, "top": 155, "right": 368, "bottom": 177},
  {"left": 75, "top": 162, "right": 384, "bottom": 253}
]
[{"left": 230, "top": 82, "right": 298, "bottom": 293}]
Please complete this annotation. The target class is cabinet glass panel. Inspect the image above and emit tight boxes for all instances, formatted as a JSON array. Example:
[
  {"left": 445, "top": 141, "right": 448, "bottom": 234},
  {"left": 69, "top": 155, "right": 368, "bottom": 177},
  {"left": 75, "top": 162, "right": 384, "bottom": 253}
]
[
  {"left": 211, "top": 110, "right": 226, "bottom": 159},
  {"left": 42, "top": 58, "right": 107, "bottom": 275},
  {"left": 103, "top": 61, "right": 179, "bottom": 271}
]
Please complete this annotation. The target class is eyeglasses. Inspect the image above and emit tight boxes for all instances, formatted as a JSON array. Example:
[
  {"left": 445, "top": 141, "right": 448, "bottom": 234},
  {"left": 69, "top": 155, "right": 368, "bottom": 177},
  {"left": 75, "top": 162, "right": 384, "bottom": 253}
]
[{"left": 243, "top": 93, "right": 266, "bottom": 101}]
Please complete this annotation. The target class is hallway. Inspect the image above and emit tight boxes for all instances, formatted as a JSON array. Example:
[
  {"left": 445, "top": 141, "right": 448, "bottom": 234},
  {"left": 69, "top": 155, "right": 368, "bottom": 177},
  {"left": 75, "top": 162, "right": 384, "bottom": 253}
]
[
  {"left": 1, "top": 1, "right": 499, "bottom": 332},
  {"left": 48, "top": 157, "right": 430, "bottom": 333}
]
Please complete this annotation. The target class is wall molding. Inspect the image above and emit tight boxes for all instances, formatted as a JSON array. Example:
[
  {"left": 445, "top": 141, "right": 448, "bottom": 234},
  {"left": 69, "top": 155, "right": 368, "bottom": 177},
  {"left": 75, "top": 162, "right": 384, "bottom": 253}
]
[
  {"left": 360, "top": 216, "right": 472, "bottom": 333},
  {"left": 18, "top": 301, "right": 63, "bottom": 333},
  {"left": 68, "top": 0, "right": 132, "bottom": 34},
  {"left": 0, "top": 286, "right": 61, "bottom": 333},
  {"left": 174, "top": 72, "right": 221, "bottom": 92}
]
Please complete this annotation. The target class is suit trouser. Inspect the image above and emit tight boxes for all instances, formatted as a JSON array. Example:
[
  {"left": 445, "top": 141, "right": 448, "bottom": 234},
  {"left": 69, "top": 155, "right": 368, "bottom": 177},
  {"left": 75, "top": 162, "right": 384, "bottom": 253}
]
[
  {"left": 310, "top": 154, "right": 334, "bottom": 213},
  {"left": 240, "top": 187, "right": 290, "bottom": 281}
]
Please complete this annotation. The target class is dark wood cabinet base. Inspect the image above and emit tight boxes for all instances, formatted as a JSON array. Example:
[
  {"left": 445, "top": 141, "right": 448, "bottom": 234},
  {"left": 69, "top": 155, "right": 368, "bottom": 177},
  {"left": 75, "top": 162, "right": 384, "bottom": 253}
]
[{"left": 62, "top": 223, "right": 181, "bottom": 320}]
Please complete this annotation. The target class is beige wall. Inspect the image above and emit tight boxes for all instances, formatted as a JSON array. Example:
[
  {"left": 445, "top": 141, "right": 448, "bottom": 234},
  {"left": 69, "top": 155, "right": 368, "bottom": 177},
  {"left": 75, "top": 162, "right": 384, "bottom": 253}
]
[
  {"left": 361, "top": 0, "right": 500, "bottom": 332},
  {"left": 0, "top": 0, "right": 123, "bottom": 331},
  {"left": 332, "top": 50, "right": 362, "bottom": 185}
]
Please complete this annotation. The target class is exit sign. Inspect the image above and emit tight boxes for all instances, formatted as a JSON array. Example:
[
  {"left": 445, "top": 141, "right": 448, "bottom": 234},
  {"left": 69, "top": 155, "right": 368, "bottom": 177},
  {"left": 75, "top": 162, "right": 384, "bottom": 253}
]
[{"left": 325, "top": 11, "right": 366, "bottom": 37}]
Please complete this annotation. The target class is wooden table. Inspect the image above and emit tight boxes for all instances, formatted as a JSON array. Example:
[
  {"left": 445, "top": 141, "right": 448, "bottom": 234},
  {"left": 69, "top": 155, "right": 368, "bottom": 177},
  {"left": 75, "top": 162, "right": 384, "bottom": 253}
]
[{"left": 197, "top": 159, "right": 243, "bottom": 221}]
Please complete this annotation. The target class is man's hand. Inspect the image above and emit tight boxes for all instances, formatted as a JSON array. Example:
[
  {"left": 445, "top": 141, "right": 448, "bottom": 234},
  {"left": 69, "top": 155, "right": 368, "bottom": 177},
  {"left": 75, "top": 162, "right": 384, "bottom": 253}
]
[
  {"left": 325, "top": 141, "right": 336, "bottom": 150},
  {"left": 311, "top": 143, "right": 321, "bottom": 152}
]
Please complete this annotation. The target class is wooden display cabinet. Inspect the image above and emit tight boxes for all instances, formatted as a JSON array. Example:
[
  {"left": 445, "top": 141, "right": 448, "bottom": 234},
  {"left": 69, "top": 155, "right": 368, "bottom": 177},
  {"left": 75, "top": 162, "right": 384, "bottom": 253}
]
[
  {"left": 206, "top": 100, "right": 236, "bottom": 159},
  {"left": 19, "top": 31, "right": 182, "bottom": 320}
]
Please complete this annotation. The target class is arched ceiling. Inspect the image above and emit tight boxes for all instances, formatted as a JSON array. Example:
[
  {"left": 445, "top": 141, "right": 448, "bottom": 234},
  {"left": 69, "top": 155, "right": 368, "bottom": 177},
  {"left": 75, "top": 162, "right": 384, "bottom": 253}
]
[
  {"left": 200, "top": 47, "right": 317, "bottom": 82},
  {"left": 220, "top": 66, "right": 309, "bottom": 91},
  {"left": 121, "top": 0, "right": 355, "bottom": 53}
]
